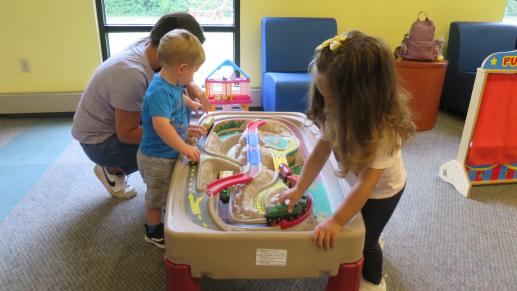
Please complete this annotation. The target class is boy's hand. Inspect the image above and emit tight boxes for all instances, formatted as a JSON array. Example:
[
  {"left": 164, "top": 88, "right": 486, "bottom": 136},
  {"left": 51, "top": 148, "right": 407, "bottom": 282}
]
[
  {"left": 182, "top": 145, "right": 200, "bottom": 162},
  {"left": 313, "top": 216, "right": 342, "bottom": 249},
  {"left": 277, "top": 188, "right": 304, "bottom": 213}
]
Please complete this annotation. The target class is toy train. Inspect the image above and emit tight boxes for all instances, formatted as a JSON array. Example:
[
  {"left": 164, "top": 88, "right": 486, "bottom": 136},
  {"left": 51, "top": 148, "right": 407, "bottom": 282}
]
[
  {"left": 218, "top": 170, "right": 233, "bottom": 203},
  {"left": 265, "top": 194, "right": 308, "bottom": 225},
  {"left": 278, "top": 163, "right": 298, "bottom": 188}
]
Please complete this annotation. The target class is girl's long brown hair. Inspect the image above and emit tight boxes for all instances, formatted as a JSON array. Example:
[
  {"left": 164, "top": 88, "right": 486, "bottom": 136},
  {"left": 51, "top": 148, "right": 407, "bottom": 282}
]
[{"left": 307, "top": 31, "right": 415, "bottom": 175}]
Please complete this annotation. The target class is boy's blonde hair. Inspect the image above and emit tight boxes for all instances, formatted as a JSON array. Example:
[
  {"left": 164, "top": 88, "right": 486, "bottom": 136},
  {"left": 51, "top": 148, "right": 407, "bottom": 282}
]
[
  {"left": 158, "top": 29, "right": 205, "bottom": 67},
  {"left": 308, "top": 30, "right": 415, "bottom": 175}
]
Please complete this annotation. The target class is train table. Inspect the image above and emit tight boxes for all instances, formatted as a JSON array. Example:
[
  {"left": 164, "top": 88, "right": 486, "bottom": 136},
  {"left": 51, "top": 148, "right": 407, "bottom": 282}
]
[{"left": 164, "top": 112, "right": 365, "bottom": 291}]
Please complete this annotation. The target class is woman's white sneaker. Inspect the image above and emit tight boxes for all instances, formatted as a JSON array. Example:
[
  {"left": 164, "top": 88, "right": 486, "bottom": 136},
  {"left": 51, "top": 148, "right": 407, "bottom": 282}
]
[{"left": 94, "top": 165, "right": 137, "bottom": 199}]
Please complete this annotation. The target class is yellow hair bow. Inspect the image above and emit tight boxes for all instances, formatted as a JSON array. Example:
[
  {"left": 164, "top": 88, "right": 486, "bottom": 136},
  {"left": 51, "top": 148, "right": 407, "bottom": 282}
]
[{"left": 315, "top": 34, "right": 347, "bottom": 52}]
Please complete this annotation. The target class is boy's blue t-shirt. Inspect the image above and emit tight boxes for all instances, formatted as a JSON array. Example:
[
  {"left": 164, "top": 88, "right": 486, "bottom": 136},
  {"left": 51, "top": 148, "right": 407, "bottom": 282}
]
[{"left": 140, "top": 74, "right": 188, "bottom": 158}]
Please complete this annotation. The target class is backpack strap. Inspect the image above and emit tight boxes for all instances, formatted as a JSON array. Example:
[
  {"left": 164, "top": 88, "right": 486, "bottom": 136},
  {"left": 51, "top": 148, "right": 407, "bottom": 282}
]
[{"left": 417, "top": 11, "right": 428, "bottom": 21}]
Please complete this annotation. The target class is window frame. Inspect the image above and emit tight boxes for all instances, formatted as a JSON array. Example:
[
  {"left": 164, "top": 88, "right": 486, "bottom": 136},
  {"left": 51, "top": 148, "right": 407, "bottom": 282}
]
[{"left": 94, "top": 0, "right": 240, "bottom": 65}]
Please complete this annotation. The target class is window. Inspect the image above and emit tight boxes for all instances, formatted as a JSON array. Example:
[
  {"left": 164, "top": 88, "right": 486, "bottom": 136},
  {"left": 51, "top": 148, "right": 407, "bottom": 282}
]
[
  {"left": 504, "top": 0, "right": 517, "bottom": 25},
  {"left": 95, "top": 0, "right": 239, "bottom": 85}
]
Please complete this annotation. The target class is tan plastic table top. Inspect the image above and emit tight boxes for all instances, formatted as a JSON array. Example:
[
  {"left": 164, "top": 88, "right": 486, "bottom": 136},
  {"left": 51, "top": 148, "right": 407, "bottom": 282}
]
[{"left": 165, "top": 111, "right": 365, "bottom": 279}]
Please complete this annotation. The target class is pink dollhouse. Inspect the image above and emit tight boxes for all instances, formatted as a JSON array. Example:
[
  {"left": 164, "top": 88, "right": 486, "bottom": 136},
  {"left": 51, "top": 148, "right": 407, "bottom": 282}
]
[{"left": 205, "top": 60, "right": 252, "bottom": 111}]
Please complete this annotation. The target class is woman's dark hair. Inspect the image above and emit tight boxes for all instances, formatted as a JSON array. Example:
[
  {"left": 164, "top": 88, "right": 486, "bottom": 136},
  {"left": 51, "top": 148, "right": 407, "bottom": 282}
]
[{"left": 150, "top": 12, "right": 205, "bottom": 47}]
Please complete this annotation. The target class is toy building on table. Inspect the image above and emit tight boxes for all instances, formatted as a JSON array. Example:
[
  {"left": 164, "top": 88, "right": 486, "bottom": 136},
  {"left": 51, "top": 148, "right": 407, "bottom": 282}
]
[{"left": 205, "top": 59, "right": 252, "bottom": 111}]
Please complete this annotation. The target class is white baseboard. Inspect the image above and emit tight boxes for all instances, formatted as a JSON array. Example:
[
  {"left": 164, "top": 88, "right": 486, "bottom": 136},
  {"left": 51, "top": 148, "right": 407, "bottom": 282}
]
[
  {"left": 0, "top": 92, "right": 81, "bottom": 114},
  {"left": 0, "top": 89, "right": 262, "bottom": 114}
]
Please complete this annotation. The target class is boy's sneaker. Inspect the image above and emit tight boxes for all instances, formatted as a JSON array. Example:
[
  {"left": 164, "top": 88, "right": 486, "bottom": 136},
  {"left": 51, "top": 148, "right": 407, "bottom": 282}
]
[
  {"left": 360, "top": 277, "right": 387, "bottom": 291},
  {"left": 94, "top": 165, "right": 137, "bottom": 199},
  {"left": 144, "top": 223, "right": 165, "bottom": 249}
]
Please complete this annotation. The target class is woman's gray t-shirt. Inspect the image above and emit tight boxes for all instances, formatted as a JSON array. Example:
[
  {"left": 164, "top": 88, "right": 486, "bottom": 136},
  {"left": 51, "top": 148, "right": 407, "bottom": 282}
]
[{"left": 72, "top": 38, "right": 155, "bottom": 144}]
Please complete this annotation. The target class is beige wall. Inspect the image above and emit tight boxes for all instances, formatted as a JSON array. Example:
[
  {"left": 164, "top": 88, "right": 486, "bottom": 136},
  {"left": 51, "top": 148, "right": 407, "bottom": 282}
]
[
  {"left": 0, "top": 0, "right": 101, "bottom": 93},
  {"left": 0, "top": 0, "right": 506, "bottom": 93},
  {"left": 241, "top": 0, "right": 507, "bottom": 86}
]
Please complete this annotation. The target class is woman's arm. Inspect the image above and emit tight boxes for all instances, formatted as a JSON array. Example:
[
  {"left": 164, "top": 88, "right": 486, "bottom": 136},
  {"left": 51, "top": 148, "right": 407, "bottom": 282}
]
[
  {"left": 185, "top": 82, "right": 210, "bottom": 112},
  {"left": 183, "top": 94, "right": 204, "bottom": 112},
  {"left": 115, "top": 108, "right": 142, "bottom": 144},
  {"left": 278, "top": 138, "right": 332, "bottom": 211}
]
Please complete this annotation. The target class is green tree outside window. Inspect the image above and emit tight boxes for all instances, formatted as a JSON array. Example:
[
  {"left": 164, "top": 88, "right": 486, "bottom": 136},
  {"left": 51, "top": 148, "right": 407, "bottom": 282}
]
[
  {"left": 104, "top": 0, "right": 233, "bottom": 18},
  {"left": 505, "top": 0, "right": 517, "bottom": 17}
]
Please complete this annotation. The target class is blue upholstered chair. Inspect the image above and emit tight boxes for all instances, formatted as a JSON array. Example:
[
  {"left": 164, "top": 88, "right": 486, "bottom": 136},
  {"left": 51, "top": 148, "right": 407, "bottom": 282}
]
[
  {"left": 441, "top": 22, "right": 517, "bottom": 113},
  {"left": 261, "top": 17, "right": 337, "bottom": 112}
]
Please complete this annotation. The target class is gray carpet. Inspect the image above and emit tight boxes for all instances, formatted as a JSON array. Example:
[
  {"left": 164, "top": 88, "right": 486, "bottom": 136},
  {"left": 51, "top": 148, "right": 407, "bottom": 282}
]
[{"left": 0, "top": 111, "right": 516, "bottom": 291}]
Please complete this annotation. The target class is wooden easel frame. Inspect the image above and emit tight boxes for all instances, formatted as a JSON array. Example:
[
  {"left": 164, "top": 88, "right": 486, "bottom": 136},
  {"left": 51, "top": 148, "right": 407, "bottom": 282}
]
[{"left": 439, "top": 50, "right": 517, "bottom": 197}]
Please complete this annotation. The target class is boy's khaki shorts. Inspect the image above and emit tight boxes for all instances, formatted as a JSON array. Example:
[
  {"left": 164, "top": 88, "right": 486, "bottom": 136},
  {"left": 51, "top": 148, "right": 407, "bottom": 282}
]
[{"left": 137, "top": 149, "right": 177, "bottom": 209}]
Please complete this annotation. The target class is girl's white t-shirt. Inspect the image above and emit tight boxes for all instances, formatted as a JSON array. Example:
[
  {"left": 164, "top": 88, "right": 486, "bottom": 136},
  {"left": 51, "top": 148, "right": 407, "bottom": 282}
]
[
  {"left": 329, "top": 136, "right": 406, "bottom": 200},
  {"left": 353, "top": 138, "right": 406, "bottom": 199}
]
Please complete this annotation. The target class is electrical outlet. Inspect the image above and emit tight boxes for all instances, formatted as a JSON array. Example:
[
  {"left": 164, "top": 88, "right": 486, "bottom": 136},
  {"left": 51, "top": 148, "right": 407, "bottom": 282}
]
[{"left": 19, "top": 58, "right": 31, "bottom": 73}]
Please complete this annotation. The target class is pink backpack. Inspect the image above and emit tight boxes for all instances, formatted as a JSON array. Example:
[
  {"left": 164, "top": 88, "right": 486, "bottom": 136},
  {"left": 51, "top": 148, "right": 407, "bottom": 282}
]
[{"left": 395, "top": 11, "right": 444, "bottom": 61}]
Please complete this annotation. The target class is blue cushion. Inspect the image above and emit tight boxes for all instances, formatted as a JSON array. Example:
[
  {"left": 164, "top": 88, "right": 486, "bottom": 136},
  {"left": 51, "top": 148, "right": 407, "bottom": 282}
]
[
  {"left": 262, "top": 72, "right": 312, "bottom": 112},
  {"left": 442, "top": 22, "right": 517, "bottom": 113},
  {"left": 261, "top": 17, "right": 337, "bottom": 73},
  {"left": 261, "top": 17, "right": 337, "bottom": 112},
  {"left": 447, "top": 22, "right": 517, "bottom": 72}
]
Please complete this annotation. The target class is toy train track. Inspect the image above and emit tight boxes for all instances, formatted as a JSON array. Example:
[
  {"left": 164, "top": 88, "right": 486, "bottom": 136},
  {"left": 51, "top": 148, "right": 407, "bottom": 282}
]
[{"left": 206, "top": 172, "right": 252, "bottom": 196}]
